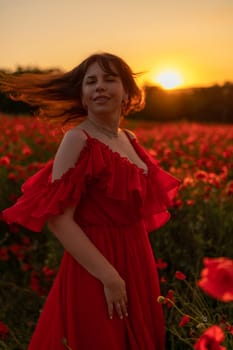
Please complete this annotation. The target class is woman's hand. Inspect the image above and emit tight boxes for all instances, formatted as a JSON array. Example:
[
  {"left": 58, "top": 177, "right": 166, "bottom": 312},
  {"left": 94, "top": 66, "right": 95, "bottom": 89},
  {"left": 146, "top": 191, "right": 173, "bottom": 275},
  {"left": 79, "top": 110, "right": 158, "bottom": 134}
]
[{"left": 103, "top": 274, "right": 128, "bottom": 320}]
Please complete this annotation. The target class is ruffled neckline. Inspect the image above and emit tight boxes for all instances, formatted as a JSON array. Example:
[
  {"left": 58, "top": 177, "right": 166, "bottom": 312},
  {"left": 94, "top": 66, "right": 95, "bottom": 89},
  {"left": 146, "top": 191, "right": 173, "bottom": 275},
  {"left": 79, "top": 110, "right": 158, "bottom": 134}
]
[{"left": 84, "top": 134, "right": 150, "bottom": 178}]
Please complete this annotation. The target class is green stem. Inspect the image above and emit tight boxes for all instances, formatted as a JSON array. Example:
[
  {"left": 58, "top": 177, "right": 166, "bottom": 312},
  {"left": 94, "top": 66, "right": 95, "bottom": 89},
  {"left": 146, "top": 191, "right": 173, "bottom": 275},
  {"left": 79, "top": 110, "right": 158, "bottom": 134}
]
[
  {"left": 0, "top": 279, "right": 39, "bottom": 295},
  {"left": 0, "top": 233, "right": 9, "bottom": 245},
  {"left": 165, "top": 297, "right": 212, "bottom": 327},
  {"left": 4, "top": 327, "right": 24, "bottom": 349},
  {"left": 0, "top": 340, "right": 8, "bottom": 350}
]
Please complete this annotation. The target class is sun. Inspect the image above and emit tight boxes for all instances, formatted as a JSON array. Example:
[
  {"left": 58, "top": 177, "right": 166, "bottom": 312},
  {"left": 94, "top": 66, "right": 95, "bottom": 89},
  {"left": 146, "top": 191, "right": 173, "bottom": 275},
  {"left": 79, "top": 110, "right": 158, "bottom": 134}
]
[{"left": 152, "top": 70, "right": 183, "bottom": 90}]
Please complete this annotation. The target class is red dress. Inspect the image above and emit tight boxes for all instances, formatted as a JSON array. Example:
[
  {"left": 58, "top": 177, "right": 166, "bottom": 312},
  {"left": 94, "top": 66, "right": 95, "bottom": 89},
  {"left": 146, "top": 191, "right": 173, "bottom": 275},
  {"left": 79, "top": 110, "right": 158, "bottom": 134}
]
[{"left": 2, "top": 130, "right": 180, "bottom": 350}]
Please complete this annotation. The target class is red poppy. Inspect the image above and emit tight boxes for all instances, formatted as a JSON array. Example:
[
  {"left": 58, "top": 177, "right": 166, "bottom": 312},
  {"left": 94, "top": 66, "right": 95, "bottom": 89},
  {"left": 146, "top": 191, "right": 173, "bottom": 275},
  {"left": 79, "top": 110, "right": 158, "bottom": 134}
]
[
  {"left": 225, "top": 324, "right": 233, "bottom": 335},
  {"left": 0, "top": 321, "right": 8, "bottom": 340},
  {"left": 164, "top": 289, "right": 175, "bottom": 308},
  {"left": 175, "top": 271, "right": 187, "bottom": 280},
  {"left": 226, "top": 181, "right": 233, "bottom": 195},
  {"left": 194, "top": 325, "right": 226, "bottom": 350},
  {"left": 160, "top": 276, "right": 167, "bottom": 283},
  {"left": 22, "top": 145, "right": 32, "bottom": 156},
  {"left": 173, "top": 199, "right": 183, "bottom": 208},
  {"left": 0, "top": 156, "right": 10, "bottom": 166},
  {"left": 0, "top": 247, "right": 9, "bottom": 261},
  {"left": 195, "top": 170, "right": 208, "bottom": 181},
  {"left": 9, "top": 244, "right": 25, "bottom": 260},
  {"left": 186, "top": 199, "right": 195, "bottom": 206},
  {"left": 42, "top": 266, "right": 57, "bottom": 279},
  {"left": 157, "top": 290, "right": 175, "bottom": 308},
  {"left": 179, "top": 315, "right": 190, "bottom": 327},
  {"left": 8, "top": 172, "right": 17, "bottom": 181},
  {"left": 198, "top": 257, "right": 233, "bottom": 302},
  {"left": 155, "top": 258, "right": 168, "bottom": 269}
]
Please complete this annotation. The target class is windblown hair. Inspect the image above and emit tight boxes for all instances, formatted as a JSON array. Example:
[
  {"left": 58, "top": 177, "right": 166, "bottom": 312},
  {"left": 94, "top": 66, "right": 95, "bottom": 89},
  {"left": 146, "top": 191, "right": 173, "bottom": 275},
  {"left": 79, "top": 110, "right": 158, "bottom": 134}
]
[{"left": 0, "top": 53, "right": 145, "bottom": 126}]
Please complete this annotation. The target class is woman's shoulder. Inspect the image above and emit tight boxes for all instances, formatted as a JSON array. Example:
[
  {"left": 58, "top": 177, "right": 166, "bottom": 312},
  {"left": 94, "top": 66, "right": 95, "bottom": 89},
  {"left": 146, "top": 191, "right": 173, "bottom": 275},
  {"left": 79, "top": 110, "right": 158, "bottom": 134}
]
[
  {"left": 59, "top": 126, "right": 89, "bottom": 150},
  {"left": 51, "top": 127, "right": 89, "bottom": 182},
  {"left": 64, "top": 125, "right": 88, "bottom": 140}
]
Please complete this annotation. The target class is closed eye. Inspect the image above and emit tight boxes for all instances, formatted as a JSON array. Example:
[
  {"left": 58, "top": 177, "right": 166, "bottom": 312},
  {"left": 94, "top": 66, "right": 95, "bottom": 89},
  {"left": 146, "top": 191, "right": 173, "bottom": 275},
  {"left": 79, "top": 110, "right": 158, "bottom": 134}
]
[
  {"left": 86, "top": 80, "right": 96, "bottom": 85},
  {"left": 105, "top": 73, "right": 118, "bottom": 81},
  {"left": 84, "top": 73, "right": 119, "bottom": 85},
  {"left": 85, "top": 78, "right": 116, "bottom": 84}
]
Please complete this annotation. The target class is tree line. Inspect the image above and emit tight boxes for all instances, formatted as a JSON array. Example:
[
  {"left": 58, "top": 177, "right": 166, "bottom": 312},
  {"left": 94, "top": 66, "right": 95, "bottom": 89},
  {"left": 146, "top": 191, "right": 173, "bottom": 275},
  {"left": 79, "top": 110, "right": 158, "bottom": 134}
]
[
  {"left": 132, "top": 83, "right": 233, "bottom": 123},
  {"left": 0, "top": 67, "right": 233, "bottom": 123}
]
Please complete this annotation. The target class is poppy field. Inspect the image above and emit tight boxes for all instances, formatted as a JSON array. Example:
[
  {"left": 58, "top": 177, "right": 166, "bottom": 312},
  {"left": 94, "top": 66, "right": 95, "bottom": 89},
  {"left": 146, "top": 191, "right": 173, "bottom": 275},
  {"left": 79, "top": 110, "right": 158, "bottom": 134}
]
[{"left": 0, "top": 114, "right": 233, "bottom": 349}]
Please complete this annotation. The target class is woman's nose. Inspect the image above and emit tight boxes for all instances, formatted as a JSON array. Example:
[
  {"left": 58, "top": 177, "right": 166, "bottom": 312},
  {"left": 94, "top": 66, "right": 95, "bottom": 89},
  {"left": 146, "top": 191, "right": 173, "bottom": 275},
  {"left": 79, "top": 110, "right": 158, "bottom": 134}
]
[{"left": 96, "top": 79, "right": 106, "bottom": 91}]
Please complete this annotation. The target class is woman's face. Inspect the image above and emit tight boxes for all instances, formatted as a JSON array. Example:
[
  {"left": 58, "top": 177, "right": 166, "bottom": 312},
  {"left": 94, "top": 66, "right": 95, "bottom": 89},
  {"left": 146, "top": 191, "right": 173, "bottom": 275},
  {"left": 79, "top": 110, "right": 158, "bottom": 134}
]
[{"left": 81, "top": 61, "right": 126, "bottom": 118}]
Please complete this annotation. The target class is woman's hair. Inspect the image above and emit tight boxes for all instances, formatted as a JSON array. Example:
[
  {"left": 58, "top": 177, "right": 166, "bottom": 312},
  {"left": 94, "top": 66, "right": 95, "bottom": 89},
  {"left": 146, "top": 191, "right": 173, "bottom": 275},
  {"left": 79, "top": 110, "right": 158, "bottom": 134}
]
[{"left": 0, "top": 52, "right": 145, "bottom": 125}]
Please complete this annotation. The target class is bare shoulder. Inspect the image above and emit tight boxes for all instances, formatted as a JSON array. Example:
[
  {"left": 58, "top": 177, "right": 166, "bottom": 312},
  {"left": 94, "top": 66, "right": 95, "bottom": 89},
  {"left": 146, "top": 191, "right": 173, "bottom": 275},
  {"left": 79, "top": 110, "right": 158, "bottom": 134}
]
[
  {"left": 123, "top": 128, "right": 137, "bottom": 140},
  {"left": 52, "top": 127, "right": 88, "bottom": 181}
]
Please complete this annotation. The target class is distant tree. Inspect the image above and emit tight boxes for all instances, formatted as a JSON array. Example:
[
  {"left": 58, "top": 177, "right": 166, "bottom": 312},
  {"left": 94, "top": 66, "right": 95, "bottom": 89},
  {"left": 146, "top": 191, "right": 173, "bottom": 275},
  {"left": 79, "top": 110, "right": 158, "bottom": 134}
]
[{"left": 131, "top": 83, "right": 233, "bottom": 123}]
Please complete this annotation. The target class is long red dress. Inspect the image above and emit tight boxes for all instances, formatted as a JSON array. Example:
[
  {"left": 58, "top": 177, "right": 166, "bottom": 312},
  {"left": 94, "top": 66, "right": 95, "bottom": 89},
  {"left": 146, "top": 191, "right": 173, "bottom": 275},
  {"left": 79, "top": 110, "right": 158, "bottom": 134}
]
[{"left": 2, "top": 130, "right": 180, "bottom": 350}]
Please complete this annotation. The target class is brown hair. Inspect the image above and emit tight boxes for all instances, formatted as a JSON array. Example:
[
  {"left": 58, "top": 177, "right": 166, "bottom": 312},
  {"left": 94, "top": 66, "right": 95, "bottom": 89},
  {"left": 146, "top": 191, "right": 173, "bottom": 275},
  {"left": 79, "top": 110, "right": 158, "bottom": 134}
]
[{"left": 0, "top": 52, "right": 144, "bottom": 125}]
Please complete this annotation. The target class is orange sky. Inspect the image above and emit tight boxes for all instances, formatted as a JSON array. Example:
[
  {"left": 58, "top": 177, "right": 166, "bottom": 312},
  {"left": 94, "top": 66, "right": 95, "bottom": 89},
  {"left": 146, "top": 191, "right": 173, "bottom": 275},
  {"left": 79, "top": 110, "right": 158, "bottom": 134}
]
[{"left": 1, "top": 0, "right": 233, "bottom": 88}]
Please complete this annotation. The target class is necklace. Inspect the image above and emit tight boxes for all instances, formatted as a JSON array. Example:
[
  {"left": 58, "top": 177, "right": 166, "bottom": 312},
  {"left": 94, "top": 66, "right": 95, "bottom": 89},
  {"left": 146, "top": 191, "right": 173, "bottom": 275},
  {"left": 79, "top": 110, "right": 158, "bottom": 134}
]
[{"left": 87, "top": 117, "right": 120, "bottom": 138}]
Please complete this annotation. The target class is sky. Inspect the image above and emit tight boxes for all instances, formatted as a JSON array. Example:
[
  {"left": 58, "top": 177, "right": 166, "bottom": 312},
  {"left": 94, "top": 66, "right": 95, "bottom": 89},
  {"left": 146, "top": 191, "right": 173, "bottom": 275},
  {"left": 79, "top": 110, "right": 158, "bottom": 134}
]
[{"left": 1, "top": 0, "right": 233, "bottom": 88}]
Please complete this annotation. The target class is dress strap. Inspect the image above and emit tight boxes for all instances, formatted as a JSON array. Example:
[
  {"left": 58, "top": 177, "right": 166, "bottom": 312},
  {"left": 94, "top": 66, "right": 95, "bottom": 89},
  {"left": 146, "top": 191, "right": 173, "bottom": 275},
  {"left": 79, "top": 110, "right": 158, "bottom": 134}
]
[
  {"left": 123, "top": 129, "right": 137, "bottom": 143},
  {"left": 80, "top": 129, "right": 91, "bottom": 139},
  {"left": 80, "top": 127, "right": 135, "bottom": 143}
]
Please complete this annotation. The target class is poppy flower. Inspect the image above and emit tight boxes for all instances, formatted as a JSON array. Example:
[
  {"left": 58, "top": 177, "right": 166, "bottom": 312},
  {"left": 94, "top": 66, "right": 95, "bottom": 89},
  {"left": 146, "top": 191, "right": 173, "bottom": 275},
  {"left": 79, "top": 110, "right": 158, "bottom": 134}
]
[
  {"left": 42, "top": 266, "right": 57, "bottom": 279},
  {"left": 195, "top": 170, "right": 208, "bottom": 181},
  {"left": 157, "top": 289, "right": 175, "bottom": 308},
  {"left": 22, "top": 145, "right": 32, "bottom": 156},
  {"left": 0, "top": 321, "right": 8, "bottom": 340},
  {"left": 198, "top": 257, "right": 233, "bottom": 302},
  {"left": 155, "top": 258, "right": 168, "bottom": 269},
  {"left": 163, "top": 289, "right": 175, "bottom": 308},
  {"left": 0, "top": 156, "right": 10, "bottom": 166},
  {"left": 179, "top": 315, "right": 190, "bottom": 327},
  {"left": 175, "top": 271, "right": 186, "bottom": 280},
  {"left": 194, "top": 325, "right": 226, "bottom": 350},
  {"left": 0, "top": 247, "right": 9, "bottom": 261}
]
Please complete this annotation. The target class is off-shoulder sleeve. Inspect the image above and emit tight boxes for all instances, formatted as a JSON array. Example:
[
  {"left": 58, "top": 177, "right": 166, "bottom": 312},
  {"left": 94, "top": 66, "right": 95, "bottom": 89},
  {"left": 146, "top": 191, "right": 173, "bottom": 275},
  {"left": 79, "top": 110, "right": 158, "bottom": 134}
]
[
  {"left": 129, "top": 137, "right": 181, "bottom": 232},
  {"left": 144, "top": 165, "right": 180, "bottom": 232},
  {"left": 1, "top": 144, "right": 92, "bottom": 232}
]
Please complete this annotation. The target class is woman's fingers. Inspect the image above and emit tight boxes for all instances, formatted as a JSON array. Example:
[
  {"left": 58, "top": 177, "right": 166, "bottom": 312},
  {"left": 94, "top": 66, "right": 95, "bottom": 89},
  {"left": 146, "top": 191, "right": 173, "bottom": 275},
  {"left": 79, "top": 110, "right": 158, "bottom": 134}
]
[
  {"left": 114, "top": 299, "right": 128, "bottom": 319},
  {"left": 115, "top": 301, "right": 123, "bottom": 319},
  {"left": 108, "top": 302, "right": 114, "bottom": 319},
  {"left": 107, "top": 299, "right": 128, "bottom": 320},
  {"left": 103, "top": 275, "right": 128, "bottom": 320},
  {"left": 120, "top": 297, "right": 128, "bottom": 317}
]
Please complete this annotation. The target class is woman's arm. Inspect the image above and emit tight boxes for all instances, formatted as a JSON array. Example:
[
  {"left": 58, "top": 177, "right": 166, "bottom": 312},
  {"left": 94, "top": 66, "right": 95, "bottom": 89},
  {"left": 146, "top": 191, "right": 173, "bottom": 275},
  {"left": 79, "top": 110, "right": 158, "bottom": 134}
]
[
  {"left": 47, "top": 128, "right": 128, "bottom": 319},
  {"left": 48, "top": 207, "right": 128, "bottom": 320}
]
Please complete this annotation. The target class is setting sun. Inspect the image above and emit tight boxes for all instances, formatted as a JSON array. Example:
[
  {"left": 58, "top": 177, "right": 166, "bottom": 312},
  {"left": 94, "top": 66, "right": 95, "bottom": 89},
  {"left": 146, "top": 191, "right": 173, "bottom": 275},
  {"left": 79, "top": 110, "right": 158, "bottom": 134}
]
[{"left": 152, "top": 70, "right": 184, "bottom": 90}]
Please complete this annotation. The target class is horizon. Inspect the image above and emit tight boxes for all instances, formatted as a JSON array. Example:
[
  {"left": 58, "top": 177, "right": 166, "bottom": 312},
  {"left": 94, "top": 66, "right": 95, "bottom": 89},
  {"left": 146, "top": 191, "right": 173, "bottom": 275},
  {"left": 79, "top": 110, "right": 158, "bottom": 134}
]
[{"left": 0, "top": 64, "right": 231, "bottom": 90}]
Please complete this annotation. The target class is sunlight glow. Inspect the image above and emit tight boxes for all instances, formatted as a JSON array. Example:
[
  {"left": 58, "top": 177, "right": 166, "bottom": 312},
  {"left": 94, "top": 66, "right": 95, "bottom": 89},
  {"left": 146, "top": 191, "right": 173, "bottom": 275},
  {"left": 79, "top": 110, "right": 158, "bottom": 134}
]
[{"left": 152, "top": 70, "right": 183, "bottom": 89}]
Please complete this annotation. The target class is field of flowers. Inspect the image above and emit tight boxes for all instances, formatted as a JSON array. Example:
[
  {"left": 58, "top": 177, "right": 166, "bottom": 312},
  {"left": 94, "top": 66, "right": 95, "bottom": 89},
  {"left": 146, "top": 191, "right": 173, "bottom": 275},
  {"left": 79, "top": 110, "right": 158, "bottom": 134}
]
[{"left": 0, "top": 114, "right": 233, "bottom": 349}]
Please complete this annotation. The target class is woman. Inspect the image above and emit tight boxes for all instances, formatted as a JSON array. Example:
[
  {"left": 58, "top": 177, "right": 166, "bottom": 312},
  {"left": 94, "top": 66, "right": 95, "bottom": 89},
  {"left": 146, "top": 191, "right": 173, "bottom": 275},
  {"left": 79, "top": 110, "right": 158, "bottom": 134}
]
[{"left": 1, "top": 52, "right": 180, "bottom": 349}]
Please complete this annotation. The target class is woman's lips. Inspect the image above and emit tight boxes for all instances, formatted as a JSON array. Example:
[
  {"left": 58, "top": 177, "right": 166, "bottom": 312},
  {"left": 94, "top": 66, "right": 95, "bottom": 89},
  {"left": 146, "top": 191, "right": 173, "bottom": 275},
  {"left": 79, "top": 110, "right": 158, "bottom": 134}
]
[{"left": 94, "top": 96, "right": 110, "bottom": 103}]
